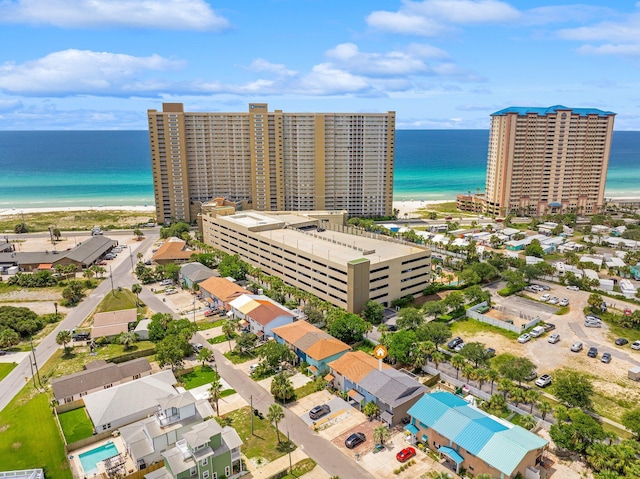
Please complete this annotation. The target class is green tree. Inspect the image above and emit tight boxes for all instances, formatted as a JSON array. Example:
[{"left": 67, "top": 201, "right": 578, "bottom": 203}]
[
  {"left": 267, "top": 403, "right": 285, "bottom": 443},
  {"left": 221, "top": 320, "right": 236, "bottom": 352},
  {"left": 459, "top": 341, "right": 490, "bottom": 367},
  {"left": 431, "top": 350, "right": 445, "bottom": 369},
  {"left": 550, "top": 408, "right": 606, "bottom": 454},
  {"left": 587, "top": 292, "right": 604, "bottom": 312},
  {"left": 361, "top": 300, "right": 385, "bottom": 325},
  {"left": 396, "top": 307, "right": 424, "bottom": 330},
  {"left": 148, "top": 312, "right": 174, "bottom": 341},
  {"left": 509, "top": 387, "right": 526, "bottom": 407},
  {"left": 271, "top": 372, "right": 295, "bottom": 403},
  {"left": 328, "top": 313, "right": 368, "bottom": 344},
  {"left": 386, "top": 329, "right": 417, "bottom": 365},
  {"left": 442, "top": 291, "right": 465, "bottom": 313},
  {"left": 218, "top": 254, "right": 248, "bottom": 280},
  {"left": 302, "top": 304, "right": 324, "bottom": 324},
  {"left": 131, "top": 283, "right": 142, "bottom": 305},
  {"left": 373, "top": 425, "right": 391, "bottom": 446},
  {"left": 133, "top": 228, "right": 144, "bottom": 240},
  {"left": 621, "top": 407, "right": 640, "bottom": 439},
  {"left": 208, "top": 371, "right": 222, "bottom": 416},
  {"left": 520, "top": 414, "right": 537, "bottom": 430},
  {"left": 498, "top": 355, "right": 536, "bottom": 386},
  {"left": 197, "top": 347, "right": 213, "bottom": 366},
  {"left": 363, "top": 401, "right": 379, "bottom": 419},
  {"left": 156, "top": 334, "right": 191, "bottom": 370},
  {"left": 422, "top": 300, "right": 445, "bottom": 320},
  {"left": 524, "top": 239, "right": 544, "bottom": 258},
  {"left": 56, "top": 329, "right": 72, "bottom": 354},
  {"left": 62, "top": 280, "right": 86, "bottom": 306},
  {"left": 450, "top": 354, "right": 466, "bottom": 380},
  {"left": 0, "top": 328, "right": 20, "bottom": 348},
  {"left": 553, "top": 369, "right": 595, "bottom": 409},
  {"left": 416, "top": 321, "right": 452, "bottom": 346},
  {"left": 538, "top": 400, "right": 553, "bottom": 421},
  {"left": 119, "top": 331, "right": 137, "bottom": 350},
  {"left": 524, "top": 389, "right": 540, "bottom": 414},
  {"left": 234, "top": 332, "right": 259, "bottom": 354},
  {"left": 259, "top": 341, "right": 294, "bottom": 370}
]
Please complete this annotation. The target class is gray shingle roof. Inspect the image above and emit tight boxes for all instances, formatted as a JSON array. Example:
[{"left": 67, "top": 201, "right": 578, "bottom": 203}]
[
  {"left": 359, "top": 369, "right": 427, "bottom": 408},
  {"left": 179, "top": 262, "right": 216, "bottom": 283}
]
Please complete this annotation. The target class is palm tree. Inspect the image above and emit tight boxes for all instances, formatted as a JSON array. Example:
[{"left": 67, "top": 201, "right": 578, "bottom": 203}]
[
  {"left": 373, "top": 425, "right": 391, "bottom": 446},
  {"left": 267, "top": 403, "right": 285, "bottom": 443},
  {"left": 509, "top": 387, "right": 526, "bottom": 408},
  {"left": 271, "top": 372, "right": 295, "bottom": 404},
  {"left": 208, "top": 372, "right": 222, "bottom": 416},
  {"left": 462, "top": 364, "right": 476, "bottom": 384},
  {"left": 524, "top": 389, "right": 540, "bottom": 413},
  {"left": 538, "top": 400, "right": 553, "bottom": 421},
  {"left": 56, "top": 329, "right": 72, "bottom": 354},
  {"left": 119, "top": 331, "right": 137, "bottom": 350},
  {"left": 431, "top": 351, "right": 445, "bottom": 370},
  {"left": 83, "top": 268, "right": 95, "bottom": 280},
  {"left": 197, "top": 347, "right": 213, "bottom": 366},
  {"left": 520, "top": 414, "right": 537, "bottom": 431},
  {"left": 131, "top": 283, "right": 142, "bottom": 305},
  {"left": 498, "top": 378, "right": 513, "bottom": 399},
  {"left": 222, "top": 320, "right": 236, "bottom": 352},
  {"left": 450, "top": 354, "right": 466, "bottom": 380},
  {"left": 487, "top": 368, "right": 500, "bottom": 394},
  {"left": 475, "top": 368, "right": 490, "bottom": 392},
  {"left": 426, "top": 472, "right": 452, "bottom": 479}
]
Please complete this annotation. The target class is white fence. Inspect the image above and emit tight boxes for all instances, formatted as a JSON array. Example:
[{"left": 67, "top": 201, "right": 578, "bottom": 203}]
[{"left": 467, "top": 301, "right": 540, "bottom": 333}]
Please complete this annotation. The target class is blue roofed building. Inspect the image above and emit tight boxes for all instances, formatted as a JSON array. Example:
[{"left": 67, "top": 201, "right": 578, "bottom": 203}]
[{"left": 406, "top": 391, "right": 547, "bottom": 478}]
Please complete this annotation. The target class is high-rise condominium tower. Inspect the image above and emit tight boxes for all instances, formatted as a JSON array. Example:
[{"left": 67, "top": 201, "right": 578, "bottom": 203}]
[
  {"left": 483, "top": 105, "right": 615, "bottom": 217},
  {"left": 148, "top": 103, "right": 396, "bottom": 223}
]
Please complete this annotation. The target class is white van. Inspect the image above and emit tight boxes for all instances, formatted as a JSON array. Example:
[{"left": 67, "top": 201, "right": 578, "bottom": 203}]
[{"left": 530, "top": 326, "right": 545, "bottom": 338}]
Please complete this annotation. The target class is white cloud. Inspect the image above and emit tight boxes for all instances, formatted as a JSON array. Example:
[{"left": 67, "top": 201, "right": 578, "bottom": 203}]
[
  {"left": 325, "top": 43, "right": 429, "bottom": 76},
  {"left": 0, "top": 49, "right": 183, "bottom": 96},
  {"left": 0, "top": 0, "right": 230, "bottom": 31},
  {"left": 558, "top": 15, "right": 640, "bottom": 43},
  {"left": 299, "top": 64, "right": 372, "bottom": 95},
  {"left": 406, "top": 43, "right": 450, "bottom": 59},
  {"left": 366, "top": 10, "right": 446, "bottom": 36},
  {"left": 0, "top": 98, "right": 22, "bottom": 112},
  {"left": 248, "top": 59, "right": 298, "bottom": 77},
  {"left": 577, "top": 44, "right": 640, "bottom": 57}
]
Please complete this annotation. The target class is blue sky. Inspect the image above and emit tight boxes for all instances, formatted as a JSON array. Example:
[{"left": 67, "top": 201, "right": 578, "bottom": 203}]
[{"left": 0, "top": 0, "right": 639, "bottom": 130}]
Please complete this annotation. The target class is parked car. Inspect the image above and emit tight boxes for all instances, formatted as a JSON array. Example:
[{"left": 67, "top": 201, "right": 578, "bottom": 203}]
[
  {"left": 387, "top": 324, "right": 398, "bottom": 332},
  {"left": 585, "top": 315, "right": 602, "bottom": 322},
  {"left": 615, "top": 338, "right": 629, "bottom": 346},
  {"left": 485, "top": 347, "right": 496, "bottom": 357},
  {"left": 548, "top": 333, "right": 560, "bottom": 344},
  {"left": 601, "top": 353, "right": 612, "bottom": 363},
  {"left": 160, "top": 279, "right": 173, "bottom": 286},
  {"left": 548, "top": 297, "right": 559, "bottom": 305},
  {"left": 345, "top": 432, "right": 366, "bottom": 449},
  {"left": 97, "top": 260, "right": 107, "bottom": 266},
  {"left": 525, "top": 370, "right": 538, "bottom": 381},
  {"left": 540, "top": 294, "right": 551, "bottom": 302},
  {"left": 309, "top": 404, "right": 331, "bottom": 420},
  {"left": 559, "top": 298, "right": 570, "bottom": 307},
  {"left": 72, "top": 332, "right": 90, "bottom": 341},
  {"left": 543, "top": 323, "right": 556, "bottom": 332},
  {"left": 396, "top": 447, "right": 416, "bottom": 463},
  {"left": 632, "top": 341, "right": 640, "bottom": 351},
  {"left": 587, "top": 347, "right": 598, "bottom": 358},
  {"left": 567, "top": 285, "right": 580, "bottom": 291},
  {"left": 0, "top": 349, "right": 7, "bottom": 356},
  {"left": 584, "top": 320, "right": 602, "bottom": 328},
  {"left": 447, "top": 337, "right": 463, "bottom": 349},
  {"left": 624, "top": 308, "right": 633, "bottom": 316},
  {"left": 165, "top": 288, "right": 178, "bottom": 295},
  {"left": 517, "top": 333, "right": 531, "bottom": 344},
  {"left": 248, "top": 364, "right": 259, "bottom": 374},
  {"left": 204, "top": 309, "right": 216, "bottom": 317},
  {"left": 535, "top": 374, "right": 552, "bottom": 388},
  {"left": 571, "top": 341, "right": 583, "bottom": 352},
  {"left": 454, "top": 342, "right": 466, "bottom": 352}
]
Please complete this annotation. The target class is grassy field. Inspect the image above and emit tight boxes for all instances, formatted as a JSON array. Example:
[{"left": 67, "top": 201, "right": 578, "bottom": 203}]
[
  {"left": 93, "top": 288, "right": 143, "bottom": 315},
  {"left": 0, "top": 210, "right": 154, "bottom": 233},
  {"left": 180, "top": 365, "right": 220, "bottom": 390},
  {"left": 0, "top": 391, "right": 70, "bottom": 479},
  {"left": 57, "top": 407, "right": 94, "bottom": 444},
  {"left": 280, "top": 458, "right": 317, "bottom": 478},
  {"left": 221, "top": 406, "right": 293, "bottom": 461},
  {"left": 450, "top": 317, "right": 520, "bottom": 340},
  {"left": 0, "top": 362, "right": 17, "bottom": 381}
]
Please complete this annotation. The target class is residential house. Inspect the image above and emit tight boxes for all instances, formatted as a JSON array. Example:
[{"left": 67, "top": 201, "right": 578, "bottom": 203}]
[
  {"left": 272, "top": 320, "right": 351, "bottom": 376},
  {"left": 134, "top": 319, "right": 152, "bottom": 340},
  {"left": 51, "top": 358, "right": 152, "bottom": 403},
  {"left": 92, "top": 308, "right": 137, "bottom": 339},
  {"left": 145, "top": 419, "right": 243, "bottom": 479},
  {"left": 198, "top": 277, "right": 250, "bottom": 311},
  {"left": 406, "top": 391, "right": 547, "bottom": 478},
  {"left": 619, "top": 279, "right": 638, "bottom": 299},
  {"left": 327, "top": 351, "right": 427, "bottom": 426},
  {"left": 228, "top": 294, "right": 295, "bottom": 338},
  {"left": 120, "top": 390, "right": 215, "bottom": 470},
  {"left": 152, "top": 238, "right": 194, "bottom": 265},
  {"left": 83, "top": 370, "right": 178, "bottom": 432},
  {"left": 179, "top": 262, "right": 217, "bottom": 290}
]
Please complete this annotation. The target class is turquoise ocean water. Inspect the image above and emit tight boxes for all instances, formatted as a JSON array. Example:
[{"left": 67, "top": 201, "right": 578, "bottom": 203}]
[{"left": 0, "top": 130, "right": 638, "bottom": 209}]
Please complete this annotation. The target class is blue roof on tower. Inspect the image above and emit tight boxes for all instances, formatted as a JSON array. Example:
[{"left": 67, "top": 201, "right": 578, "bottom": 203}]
[{"left": 492, "top": 105, "right": 615, "bottom": 117}]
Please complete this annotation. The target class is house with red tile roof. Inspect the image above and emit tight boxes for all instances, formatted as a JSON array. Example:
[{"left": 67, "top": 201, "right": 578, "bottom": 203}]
[
  {"left": 229, "top": 294, "right": 296, "bottom": 338},
  {"left": 272, "top": 320, "right": 351, "bottom": 376},
  {"left": 198, "top": 277, "right": 250, "bottom": 311},
  {"left": 151, "top": 237, "right": 193, "bottom": 265}
]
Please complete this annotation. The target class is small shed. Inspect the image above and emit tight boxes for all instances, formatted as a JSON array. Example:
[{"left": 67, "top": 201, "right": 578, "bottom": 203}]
[{"left": 628, "top": 367, "right": 640, "bottom": 381}]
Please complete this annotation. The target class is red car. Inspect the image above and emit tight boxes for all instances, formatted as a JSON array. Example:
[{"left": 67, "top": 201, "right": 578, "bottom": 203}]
[
  {"left": 204, "top": 309, "right": 216, "bottom": 317},
  {"left": 396, "top": 447, "right": 416, "bottom": 462}
]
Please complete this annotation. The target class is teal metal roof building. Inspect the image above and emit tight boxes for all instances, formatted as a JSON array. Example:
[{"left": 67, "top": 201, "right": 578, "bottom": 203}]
[
  {"left": 492, "top": 105, "right": 615, "bottom": 117},
  {"left": 407, "top": 392, "right": 548, "bottom": 477}
]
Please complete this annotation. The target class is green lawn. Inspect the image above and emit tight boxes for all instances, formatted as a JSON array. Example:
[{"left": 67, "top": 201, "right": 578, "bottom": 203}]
[
  {"left": 208, "top": 333, "right": 236, "bottom": 345},
  {"left": 294, "top": 380, "right": 318, "bottom": 401},
  {"left": 280, "top": 458, "right": 317, "bottom": 478},
  {"left": 93, "top": 288, "right": 142, "bottom": 314},
  {"left": 0, "top": 391, "right": 70, "bottom": 479},
  {"left": 223, "top": 345, "right": 264, "bottom": 364},
  {"left": 450, "top": 317, "right": 520, "bottom": 340},
  {"left": 221, "top": 406, "right": 294, "bottom": 461},
  {"left": 58, "top": 407, "right": 94, "bottom": 443},
  {"left": 0, "top": 362, "right": 17, "bottom": 381},
  {"left": 180, "top": 365, "right": 220, "bottom": 390}
]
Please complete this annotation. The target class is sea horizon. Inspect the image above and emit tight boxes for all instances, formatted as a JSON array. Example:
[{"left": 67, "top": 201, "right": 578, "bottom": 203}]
[{"left": 0, "top": 129, "right": 638, "bottom": 210}]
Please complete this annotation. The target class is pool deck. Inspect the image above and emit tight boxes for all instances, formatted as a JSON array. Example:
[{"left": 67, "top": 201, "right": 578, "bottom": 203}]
[{"left": 70, "top": 436, "right": 135, "bottom": 479}]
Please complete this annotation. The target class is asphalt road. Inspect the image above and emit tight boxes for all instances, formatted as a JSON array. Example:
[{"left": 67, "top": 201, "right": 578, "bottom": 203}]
[
  {"left": 0, "top": 233, "right": 158, "bottom": 412},
  {"left": 194, "top": 332, "right": 375, "bottom": 479}
]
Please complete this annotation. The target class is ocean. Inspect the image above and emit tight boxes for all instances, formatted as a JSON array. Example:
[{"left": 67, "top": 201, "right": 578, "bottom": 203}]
[{"left": 0, "top": 130, "right": 638, "bottom": 209}]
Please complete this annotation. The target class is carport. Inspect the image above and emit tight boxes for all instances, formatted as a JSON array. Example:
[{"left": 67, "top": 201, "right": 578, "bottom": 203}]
[
  {"left": 380, "top": 410, "right": 394, "bottom": 427},
  {"left": 347, "top": 389, "right": 364, "bottom": 410},
  {"left": 439, "top": 446, "right": 463, "bottom": 474}
]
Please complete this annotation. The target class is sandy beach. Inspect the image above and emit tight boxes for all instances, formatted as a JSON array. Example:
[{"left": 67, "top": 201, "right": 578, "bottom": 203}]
[
  {"left": 392, "top": 199, "right": 454, "bottom": 219},
  {"left": 0, "top": 205, "right": 156, "bottom": 217}
]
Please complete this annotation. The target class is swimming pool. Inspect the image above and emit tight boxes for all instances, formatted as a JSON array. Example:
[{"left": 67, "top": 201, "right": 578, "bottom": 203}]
[{"left": 79, "top": 441, "right": 119, "bottom": 476}]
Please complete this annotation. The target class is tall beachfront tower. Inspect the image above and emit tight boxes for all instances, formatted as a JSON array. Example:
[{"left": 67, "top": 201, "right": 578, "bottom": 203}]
[
  {"left": 147, "top": 103, "right": 396, "bottom": 224},
  {"left": 483, "top": 105, "right": 615, "bottom": 217}
]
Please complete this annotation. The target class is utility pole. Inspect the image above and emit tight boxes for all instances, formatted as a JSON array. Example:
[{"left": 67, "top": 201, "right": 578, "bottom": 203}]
[
  {"left": 30, "top": 337, "right": 42, "bottom": 389},
  {"left": 250, "top": 395, "right": 254, "bottom": 435},
  {"left": 109, "top": 265, "right": 114, "bottom": 293}
]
